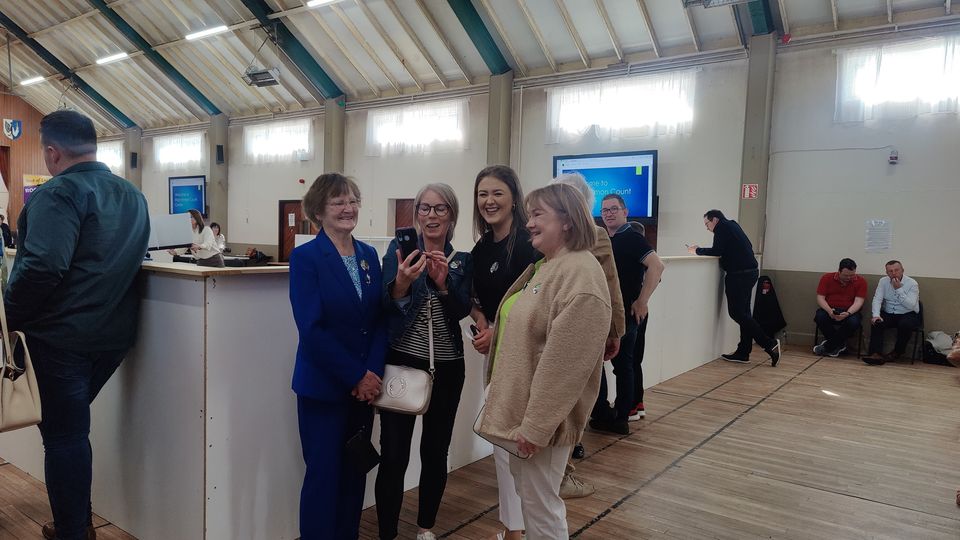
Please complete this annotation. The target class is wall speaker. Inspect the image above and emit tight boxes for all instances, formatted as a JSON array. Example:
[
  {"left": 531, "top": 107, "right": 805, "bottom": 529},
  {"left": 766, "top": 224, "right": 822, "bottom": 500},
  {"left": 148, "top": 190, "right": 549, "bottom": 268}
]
[
  {"left": 216, "top": 144, "right": 225, "bottom": 164},
  {"left": 130, "top": 151, "right": 138, "bottom": 169}
]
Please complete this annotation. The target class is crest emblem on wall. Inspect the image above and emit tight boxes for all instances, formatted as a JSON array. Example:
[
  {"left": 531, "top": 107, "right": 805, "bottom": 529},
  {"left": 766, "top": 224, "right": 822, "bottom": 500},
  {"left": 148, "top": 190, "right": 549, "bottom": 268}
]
[{"left": 3, "top": 119, "right": 22, "bottom": 141}]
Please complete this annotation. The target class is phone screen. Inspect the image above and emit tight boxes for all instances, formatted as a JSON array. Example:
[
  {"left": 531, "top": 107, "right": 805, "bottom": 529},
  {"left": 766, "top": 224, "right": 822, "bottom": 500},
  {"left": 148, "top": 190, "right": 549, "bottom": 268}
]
[{"left": 395, "top": 227, "right": 421, "bottom": 264}]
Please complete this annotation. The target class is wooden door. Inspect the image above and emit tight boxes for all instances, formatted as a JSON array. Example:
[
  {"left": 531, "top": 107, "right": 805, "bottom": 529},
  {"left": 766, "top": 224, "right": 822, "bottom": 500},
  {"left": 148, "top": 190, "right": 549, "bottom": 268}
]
[
  {"left": 395, "top": 199, "right": 414, "bottom": 229},
  {"left": 278, "top": 200, "right": 310, "bottom": 262}
]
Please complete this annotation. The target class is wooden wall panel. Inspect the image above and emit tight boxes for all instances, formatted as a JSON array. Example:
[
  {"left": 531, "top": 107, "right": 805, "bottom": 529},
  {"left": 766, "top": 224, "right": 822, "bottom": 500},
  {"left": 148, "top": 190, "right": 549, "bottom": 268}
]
[{"left": 0, "top": 91, "right": 47, "bottom": 229}]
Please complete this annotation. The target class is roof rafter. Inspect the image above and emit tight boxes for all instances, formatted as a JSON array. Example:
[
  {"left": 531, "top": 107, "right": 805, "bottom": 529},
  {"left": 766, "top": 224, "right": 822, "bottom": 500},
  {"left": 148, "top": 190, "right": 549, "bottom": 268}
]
[
  {"left": 384, "top": 0, "right": 448, "bottom": 88},
  {"left": 353, "top": 0, "right": 424, "bottom": 91},
  {"left": 555, "top": 0, "right": 589, "bottom": 68},
  {"left": 594, "top": 0, "right": 623, "bottom": 62},
  {"left": 516, "top": 0, "right": 557, "bottom": 72},
  {"left": 413, "top": 0, "right": 470, "bottom": 84},
  {"left": 636, "top": 0, "right": 661, "bottom": 58}
]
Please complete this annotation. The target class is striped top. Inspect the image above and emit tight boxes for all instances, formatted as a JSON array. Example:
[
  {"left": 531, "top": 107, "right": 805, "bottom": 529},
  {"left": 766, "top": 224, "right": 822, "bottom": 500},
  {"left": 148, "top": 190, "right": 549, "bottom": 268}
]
[{"left": 392, "top": 295, "right": 461, "bottom": 362}]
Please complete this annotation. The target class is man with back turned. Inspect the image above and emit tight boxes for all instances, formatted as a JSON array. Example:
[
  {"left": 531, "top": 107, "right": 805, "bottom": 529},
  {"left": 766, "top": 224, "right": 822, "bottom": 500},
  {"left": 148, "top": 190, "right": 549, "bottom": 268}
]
[
  {"left": 4, "top": 110, "right": 149, "bottom": 540},
  {"left": 688, "top": 209, "right": 781, "bottom": 366}
]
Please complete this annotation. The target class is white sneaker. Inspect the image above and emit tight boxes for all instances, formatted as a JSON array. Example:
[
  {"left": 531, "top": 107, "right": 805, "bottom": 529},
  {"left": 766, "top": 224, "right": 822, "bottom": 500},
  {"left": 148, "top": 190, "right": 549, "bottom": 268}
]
[{"left": 417, "top": 531, "right": 437, "bottom": 540}]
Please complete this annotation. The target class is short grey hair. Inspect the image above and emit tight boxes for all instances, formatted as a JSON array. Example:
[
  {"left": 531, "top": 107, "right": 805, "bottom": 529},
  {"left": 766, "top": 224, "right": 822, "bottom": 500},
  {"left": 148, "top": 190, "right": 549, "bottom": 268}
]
[
  {"left": 551, "top": 172, "right": 594, "bottom": 213},
  {"left": 414, "top": 182, "right": 459, "bottom": 242}
]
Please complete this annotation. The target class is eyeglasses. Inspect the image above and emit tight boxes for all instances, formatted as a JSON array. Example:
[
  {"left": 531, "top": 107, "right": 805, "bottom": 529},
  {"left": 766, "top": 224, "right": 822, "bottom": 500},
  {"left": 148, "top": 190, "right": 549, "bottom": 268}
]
[
  {"left": 600, "top": 206, "right": 622, "bottom": 215},
  {"left": 327, "top": 199, "right": 360, "bottom": 210},
  {"left": 417, "top": 203, "right": 450, "bottom": 217}
]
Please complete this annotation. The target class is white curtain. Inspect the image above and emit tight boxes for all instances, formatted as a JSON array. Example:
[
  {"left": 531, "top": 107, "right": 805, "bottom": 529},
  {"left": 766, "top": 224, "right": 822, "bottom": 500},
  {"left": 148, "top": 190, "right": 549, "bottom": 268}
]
[
  {"left": 546, "top": 70, "right": 696, "bottom": 144},
  {"left": 152, "top": 131, "right": 206, "bottom": 172},
  {"left": 365, "top": 98, "right": 469, "bottom": 156},
  {"left": 97, "top": 139, "right": 124, "bottom": 176},
  {"left": 836, "top": 34, "right": 960, "bottom": 122},
  {"left": 243, "top": 118, "right": 313, "bottom": 164}
]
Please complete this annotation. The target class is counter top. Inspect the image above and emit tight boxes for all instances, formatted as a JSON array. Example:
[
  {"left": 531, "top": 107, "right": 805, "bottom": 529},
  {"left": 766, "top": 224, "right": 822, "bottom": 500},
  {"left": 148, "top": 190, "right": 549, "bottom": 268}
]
[
  {"left": 141, "top": 261, "right": 289, "bottom": 277},
  {"left": 660, "top": 255, "right": 719, "bottom": 261}
]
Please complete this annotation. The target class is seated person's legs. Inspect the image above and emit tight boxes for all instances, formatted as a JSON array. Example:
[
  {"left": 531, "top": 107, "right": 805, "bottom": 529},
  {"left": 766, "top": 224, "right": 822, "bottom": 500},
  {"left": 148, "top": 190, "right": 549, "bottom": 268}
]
[
  {"left": 892, "top": 311, "right": 921, "bottom": 356},
  {"left": 833, "top": 312, "right": 862, "bottom": 352}
]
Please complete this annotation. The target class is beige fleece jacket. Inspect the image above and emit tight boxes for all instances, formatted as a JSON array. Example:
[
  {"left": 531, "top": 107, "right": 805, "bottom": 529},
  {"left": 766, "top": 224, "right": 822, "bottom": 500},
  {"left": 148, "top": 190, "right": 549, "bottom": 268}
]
[
  {"left": 593, "top": 225, "right": 625, "bottom": 341},
  {"left": 478, "top": 249, "right": 612, "bottom": 448}
]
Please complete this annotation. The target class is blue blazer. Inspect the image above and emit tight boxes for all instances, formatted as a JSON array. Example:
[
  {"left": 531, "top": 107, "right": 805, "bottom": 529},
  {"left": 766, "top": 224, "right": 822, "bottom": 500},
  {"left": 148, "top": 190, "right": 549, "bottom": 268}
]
[{"left": 290, "top": 230, "right": 387, "bottom": 401}]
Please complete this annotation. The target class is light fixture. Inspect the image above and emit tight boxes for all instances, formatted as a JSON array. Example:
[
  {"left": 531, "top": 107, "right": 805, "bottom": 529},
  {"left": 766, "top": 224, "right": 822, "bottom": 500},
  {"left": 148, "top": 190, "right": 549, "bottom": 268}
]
[
  {"left": 306, "top": 0, "right": 339, "bottom": 7},
  {"left": 185, "top": 25, "right": 228, "bottom": 41},
  {"left": 96, "top": 52, "right": 129, "bottom": 65},
  {"left": 20, "top": 76, "right": 45, "bottom": 86}
]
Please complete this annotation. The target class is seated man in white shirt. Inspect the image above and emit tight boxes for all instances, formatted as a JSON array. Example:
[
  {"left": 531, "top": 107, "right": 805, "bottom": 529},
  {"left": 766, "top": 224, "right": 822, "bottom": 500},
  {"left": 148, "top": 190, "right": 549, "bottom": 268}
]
[{"left": 862, "top": 260, "right": 921, "bottom": 365}]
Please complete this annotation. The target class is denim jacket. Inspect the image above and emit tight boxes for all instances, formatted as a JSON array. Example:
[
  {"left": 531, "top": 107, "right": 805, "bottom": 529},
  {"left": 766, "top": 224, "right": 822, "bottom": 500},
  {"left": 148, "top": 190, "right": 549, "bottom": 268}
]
[{"left": 381, "top": 238, "right": 473, "bottom": 357}]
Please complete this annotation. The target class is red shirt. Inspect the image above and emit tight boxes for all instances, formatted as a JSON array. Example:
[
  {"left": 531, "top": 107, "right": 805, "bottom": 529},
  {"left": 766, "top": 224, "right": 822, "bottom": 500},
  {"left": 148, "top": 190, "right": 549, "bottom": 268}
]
[{"left": 816, "top": 272, "right": 867, "bottom": 310}]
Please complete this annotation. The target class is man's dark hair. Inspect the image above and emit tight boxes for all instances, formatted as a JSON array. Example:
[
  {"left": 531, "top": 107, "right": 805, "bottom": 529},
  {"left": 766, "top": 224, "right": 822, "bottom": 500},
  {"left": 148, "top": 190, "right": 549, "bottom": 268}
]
[
  {"left": 39, "top": 110, "right": 97, "bottom": 157},
  {"left": 885, "top": 259, "right": 902, "bottom": 267},
  {"left": 602, "top": 193, "right": 626, "bottom": 208},
  {"left": 703, "top": 209, "right": 726, "bottom": 222},
  {"left": 838, "top": 258, "right": 857, "bottom": 271}
]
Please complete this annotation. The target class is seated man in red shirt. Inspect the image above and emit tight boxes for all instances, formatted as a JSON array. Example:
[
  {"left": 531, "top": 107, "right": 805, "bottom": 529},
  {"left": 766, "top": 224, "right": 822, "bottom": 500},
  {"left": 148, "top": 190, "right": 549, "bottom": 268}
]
[{"left": 814, "top": 258, "right": 867, "bottom": 356}]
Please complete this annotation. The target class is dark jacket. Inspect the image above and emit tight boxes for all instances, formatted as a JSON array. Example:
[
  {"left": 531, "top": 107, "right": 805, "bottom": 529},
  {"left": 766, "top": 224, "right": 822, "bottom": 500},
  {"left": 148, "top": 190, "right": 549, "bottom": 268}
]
[
  {"left": 289, "top": 229, "right": 387, "bottom": 401},
  {"left": 5, "top": 161, "right": 149, "bottom": 350},
  {"left": 0, "top": 222, "right": 12, "bottom": 248},
  {"left": 695, "top": 218, "right": 758, "bottom": 273},
  {"left": 381, "top": 238, "right": 473, "bottom": 358}
]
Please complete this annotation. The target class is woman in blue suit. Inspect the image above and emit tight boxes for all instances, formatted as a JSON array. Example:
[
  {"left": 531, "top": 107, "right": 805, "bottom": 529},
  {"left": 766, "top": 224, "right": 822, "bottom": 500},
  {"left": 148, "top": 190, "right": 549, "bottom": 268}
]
[{"left": 290, "top": 173, "right": 387, "bottom": 540}]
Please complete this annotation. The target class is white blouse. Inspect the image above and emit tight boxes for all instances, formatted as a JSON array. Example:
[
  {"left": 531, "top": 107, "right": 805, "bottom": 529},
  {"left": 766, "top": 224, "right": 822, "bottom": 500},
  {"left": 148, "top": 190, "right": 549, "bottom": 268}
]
[{"left": 192, "top": 227, "right": 221, "bottom": 259}]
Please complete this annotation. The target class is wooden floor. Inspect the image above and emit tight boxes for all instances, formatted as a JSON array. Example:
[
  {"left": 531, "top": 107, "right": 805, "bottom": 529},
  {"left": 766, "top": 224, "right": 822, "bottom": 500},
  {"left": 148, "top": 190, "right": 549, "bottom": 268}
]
[
  {"left": 1, "top": 347, "right": 959, "bottom": 539},
  {"left": 359, "top": 347, "right": 960, "bottom": 539}
]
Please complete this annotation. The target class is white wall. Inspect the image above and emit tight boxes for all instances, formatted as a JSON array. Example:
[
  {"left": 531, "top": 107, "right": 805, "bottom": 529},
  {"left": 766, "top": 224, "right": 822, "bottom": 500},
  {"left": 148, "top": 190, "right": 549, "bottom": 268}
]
[
  {"left": 764, "top": 46, "right": 960, "bottom": 279},
  {"left": 140, "top": 138, "right": 207, "bottom": 215},
  {"left": 512, "top": 61, "right": 750, "bottom": 257},
  {"left": 346, "top": 95, "right": 490, "bottom": 254},
  {"left": 226, "top": 117, "right": 323, "bottom": 246}
]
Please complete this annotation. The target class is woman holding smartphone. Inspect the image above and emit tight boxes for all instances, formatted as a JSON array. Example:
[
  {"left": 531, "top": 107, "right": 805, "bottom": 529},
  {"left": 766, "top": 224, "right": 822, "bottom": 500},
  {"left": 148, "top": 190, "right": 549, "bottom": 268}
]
[
  {"left": 376, "top": 183, "right": 473, "bottom": 540},
  {"left": 469, "top": 165, "right": 538, "bottom": 540}
]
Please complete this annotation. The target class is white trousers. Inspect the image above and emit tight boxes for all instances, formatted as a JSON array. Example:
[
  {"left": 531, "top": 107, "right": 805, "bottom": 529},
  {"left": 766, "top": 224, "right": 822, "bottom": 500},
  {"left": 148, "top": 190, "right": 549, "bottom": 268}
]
[
  {"left": 508, "top": 445, "right": 572, "bottom": 540},
  {"left": 495, "top": 446, "right": 525, "bottom": 530}
]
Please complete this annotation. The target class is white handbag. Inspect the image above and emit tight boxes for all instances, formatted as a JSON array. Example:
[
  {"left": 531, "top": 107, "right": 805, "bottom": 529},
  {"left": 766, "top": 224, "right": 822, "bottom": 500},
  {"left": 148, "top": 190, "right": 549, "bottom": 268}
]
[
  {"left": 0, "top": 281, "right": 42, "bottom": 433},
  {"left": 374, "top": 294, "right": 435, "bottom": 415}
]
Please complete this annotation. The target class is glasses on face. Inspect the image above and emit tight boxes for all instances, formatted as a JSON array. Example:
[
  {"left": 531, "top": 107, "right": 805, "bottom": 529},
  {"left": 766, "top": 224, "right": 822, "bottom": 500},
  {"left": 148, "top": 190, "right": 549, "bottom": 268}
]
[
  {"left": 417, "top": 203, "right": 450, "bottom": 217},
  {"left": 327, "top": 199, "right": 360, "bottom": 211},
  {"left": 600, "top": 206, "right": 622, "bottom": 215}
]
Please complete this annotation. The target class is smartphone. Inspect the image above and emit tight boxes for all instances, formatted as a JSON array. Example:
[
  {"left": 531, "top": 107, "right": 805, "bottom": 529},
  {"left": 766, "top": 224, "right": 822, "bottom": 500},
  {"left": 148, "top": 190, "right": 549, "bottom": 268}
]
[
  {"left": 395, "top": 227, "right": 421, "bottom": 264},
  {"left": 832, "top": 307, "right": 845, "bottom": 315},
  {"left": 470, "top": 324, "right": 481, "bottom": 337}
]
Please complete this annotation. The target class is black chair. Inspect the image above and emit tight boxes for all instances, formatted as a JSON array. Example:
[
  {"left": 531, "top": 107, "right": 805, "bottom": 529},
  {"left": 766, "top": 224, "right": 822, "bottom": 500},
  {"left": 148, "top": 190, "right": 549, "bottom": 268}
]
[
  {"left": 813, "top": 316, "right": 864, "bottom": 358},
  {"left": 909, "top": 301, "right": 925, "bottom": 364}
]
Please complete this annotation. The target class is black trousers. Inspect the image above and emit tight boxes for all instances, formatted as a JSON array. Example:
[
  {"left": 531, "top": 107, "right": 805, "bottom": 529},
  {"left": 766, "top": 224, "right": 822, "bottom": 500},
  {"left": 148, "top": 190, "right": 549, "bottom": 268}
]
[
  {"left": 725, "top": 269, "right": 776, "bottom": 354},
  {"left": 375, "top": 350, "right": 465, "bottom": 540},
  {"left": 633, "top": 315, "right": 649, "bottom": 405},
  {"left": 867, "top": 310, "right": 921, "bottom": 355},
  {"left": 814, "top": 309, "right": 863, "bottom": 351}
]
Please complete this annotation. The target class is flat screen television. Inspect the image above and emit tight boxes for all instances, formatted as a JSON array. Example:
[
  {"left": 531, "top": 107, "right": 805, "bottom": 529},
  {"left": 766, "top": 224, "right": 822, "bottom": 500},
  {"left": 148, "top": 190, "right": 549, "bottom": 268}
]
[
  {"left": 553, "top": 150, "right": 657, "bottom": 220},
  {"left": 169, "top": 175, "right": 206, "bottom": 215}
]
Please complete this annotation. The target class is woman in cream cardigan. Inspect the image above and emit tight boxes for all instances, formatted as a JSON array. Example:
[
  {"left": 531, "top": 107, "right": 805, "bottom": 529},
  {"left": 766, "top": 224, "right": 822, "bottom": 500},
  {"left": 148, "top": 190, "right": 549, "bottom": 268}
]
[{"left": 477, "top": 183, "right": 611, "bottom": 540}]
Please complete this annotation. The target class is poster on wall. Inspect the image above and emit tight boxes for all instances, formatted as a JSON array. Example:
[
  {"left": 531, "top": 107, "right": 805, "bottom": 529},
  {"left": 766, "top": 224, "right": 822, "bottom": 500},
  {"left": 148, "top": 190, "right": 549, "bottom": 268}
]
[{"left": 23, "top": 174, "right": 52, "bottom": 204}]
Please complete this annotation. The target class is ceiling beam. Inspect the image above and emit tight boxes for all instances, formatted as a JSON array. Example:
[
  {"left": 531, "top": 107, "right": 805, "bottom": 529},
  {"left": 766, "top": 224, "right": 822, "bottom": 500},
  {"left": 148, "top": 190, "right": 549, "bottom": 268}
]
[
  {"left": 555, "top": 0, "right": 589, "bottom": 68},
  {"left": 384, "top": 0, "right": 448, "bottom": 88},
  {"left": 353, "top": 0, "right": 424, "bottom": 90},
  {"left": 413, "top": 0, "right": 470, "bottom": 84},
  {"left": 887, "top": 0, "right": 894, "bottom": 23},
  {"left": 329, "top": 5, "right": 402, "bottom": 94},
  {"left": 517, "top": 0, "right": 557, "bottom": 72},
  {"left": 239, "top": 0, "right": 343, "bottom": 99},
  {"left": 0, "top": 9, "right": 136, "bottom": 129},
  {"left": 778, "top": 0, "right": 790, "bottom": 35},
  {"left": 475, "top": 0, "right": 527, "bottom": 75},
  {"left": 87, "top": 0, "right": 221, "bottom": 116},
  {"left": 731, "top": 5, "right": 745, "bottom": 47},
  {"left": 831, "top": 0, "right": 839, "bottom": 30},
  {"left": 948, "top": 1, "right": 953, "bottom": 15},
  {"left": 635, "top": 0, "right": 661, "bottom": 58},
  {"left": 683, "top": 6, "right": 701, "bottom": 52},
  {"left": 303, "top": 9, "right": 381, "bottom": 97},
  {"left": 446, "top": 0, "right": 510, "bottom": 75},
  {"left": 594, "top": 0, "right": 623, "bottom": 62}
]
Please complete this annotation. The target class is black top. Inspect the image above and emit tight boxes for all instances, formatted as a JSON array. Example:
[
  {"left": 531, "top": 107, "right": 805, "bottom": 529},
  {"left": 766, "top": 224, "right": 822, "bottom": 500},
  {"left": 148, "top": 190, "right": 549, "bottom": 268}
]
[
  {"left": 470, "top": 227, "right": 541, "bottom": 322},
  {"left": 0, "top": 222, "right": 12, "bottom": 248},
  {"left": 695, "top": 219, "right": 757, "bottom": 272},
  {"left": 6, "top": 161, "right": 150, "bottom": 350},
  {"left": 610, "top": 226, "right": 655, "bottom": 316}
]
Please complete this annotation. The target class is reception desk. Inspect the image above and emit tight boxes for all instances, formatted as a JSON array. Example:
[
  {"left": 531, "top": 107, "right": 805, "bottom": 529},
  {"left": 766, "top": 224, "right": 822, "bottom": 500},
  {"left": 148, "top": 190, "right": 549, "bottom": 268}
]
[{"left": 0, "top": 255, "right": 737, "bottom": 539}]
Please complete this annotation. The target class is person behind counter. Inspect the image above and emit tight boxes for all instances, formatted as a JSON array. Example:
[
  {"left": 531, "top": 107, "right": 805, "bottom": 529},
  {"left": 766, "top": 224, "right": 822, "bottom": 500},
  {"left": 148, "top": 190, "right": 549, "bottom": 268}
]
[
  {"left": 289, "top": 173, "right": 387, "bottom": 539},
  {"left": 166, "top": 209, "right": 224, "bottom": 267},
  {"left": 210, "top": 222, "right": 227, "bottom": 252}
]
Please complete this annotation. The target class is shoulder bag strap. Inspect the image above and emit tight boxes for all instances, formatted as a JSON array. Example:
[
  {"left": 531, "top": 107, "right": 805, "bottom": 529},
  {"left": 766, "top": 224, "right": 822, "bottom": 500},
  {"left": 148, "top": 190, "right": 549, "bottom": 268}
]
[
  {"left": 0, "top": 276, "right": 19, "bottom": 371},
  {"left": 427, "top": 292, "right": 435, "bottom": 377}
]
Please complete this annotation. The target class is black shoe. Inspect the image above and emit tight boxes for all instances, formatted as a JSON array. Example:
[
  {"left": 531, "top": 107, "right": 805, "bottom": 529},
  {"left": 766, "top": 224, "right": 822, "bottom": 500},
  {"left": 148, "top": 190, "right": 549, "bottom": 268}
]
[
  {"left": 572, "top": 442, "right": 585, "bottom": 459},
  {"left": 766, "top": 339, "right": 782, "bottom": 367},
  {"left": 589, "top": 418, "right": 629, "bottom": 435},
  {"left": 721, "top": 352, "right": 750, "bottom": 363},
  {"left": 863, "top": 356, "right": 886, "bottom": 366}
]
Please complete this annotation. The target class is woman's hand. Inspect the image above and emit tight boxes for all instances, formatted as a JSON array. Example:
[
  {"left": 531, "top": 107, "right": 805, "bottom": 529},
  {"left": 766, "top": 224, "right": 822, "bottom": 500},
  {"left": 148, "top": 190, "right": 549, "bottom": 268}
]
[
  {"left": 516, "top": 434, "right": 540, "bottom": 457},
  {"left": 352, "top": 370, "right": 382, "bottom": 403},
  {"left": 686, "top": 244, "right": 699, "bottom": 255},
  {"left": 473, "top": 327, "right": 494, "bottom": 355},
  {"left": 425, "top": 251, "right": 449, "bottom": 291},
  {"left": 391, "top": 249, "right": 427, "bottom": 299},
  {"left": 166, "top": 249, "right": 177, "bottom": 256},
  {"left": 190, "top": 243, "right": 201, "bottom": 252}
]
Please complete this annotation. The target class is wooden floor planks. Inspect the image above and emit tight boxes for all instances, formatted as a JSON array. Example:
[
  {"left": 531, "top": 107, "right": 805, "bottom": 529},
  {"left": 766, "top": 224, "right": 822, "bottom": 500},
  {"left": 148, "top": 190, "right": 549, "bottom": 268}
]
[{"left": 1, "top": 347, "right": 958, "bottom": 539}]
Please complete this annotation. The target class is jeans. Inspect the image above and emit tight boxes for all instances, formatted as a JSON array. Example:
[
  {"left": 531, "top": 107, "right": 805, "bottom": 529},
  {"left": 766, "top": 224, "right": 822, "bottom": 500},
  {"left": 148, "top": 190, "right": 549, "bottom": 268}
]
[
  {"left": 593, "top": 320, "right": 638, "bottom": 421},
  {"left": 30, "top": 340, "right": 126, "bottom": 540},
  {"left": 375, "top": 350, "right": 465, "bottom": 539},
  {"left": 633, "top": 316, "right": 649, "bottom": 405},
  {"left": 868, "top": 310, "right": 921, "bottom": 355},
  {"left": 725, "top": 270, "right": 775, "bottom": 354},
  {"left": 814, "top": 309, "right": 862, "bottom": 351}
]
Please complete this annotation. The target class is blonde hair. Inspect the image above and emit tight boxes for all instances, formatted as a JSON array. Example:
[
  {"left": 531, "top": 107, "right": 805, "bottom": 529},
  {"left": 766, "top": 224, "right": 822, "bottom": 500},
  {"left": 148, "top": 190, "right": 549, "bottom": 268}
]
[
  {"left": 302, "top": 173, "right": 361, "bottom": 228},
  {"left": 414, "top": 183, "right": 459, "bottom": 242},
  {"left": 525, "top": 183, "right": 596, "bottom": 252},
  {"left": 551, "top": 172, "right": 595, "bottom": 212}
]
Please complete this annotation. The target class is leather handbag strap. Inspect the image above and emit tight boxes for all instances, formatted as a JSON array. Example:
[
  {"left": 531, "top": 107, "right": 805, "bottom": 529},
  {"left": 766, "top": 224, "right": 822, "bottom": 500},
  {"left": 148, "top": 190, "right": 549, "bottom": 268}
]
[
  {"left": 0, "top": 270, "right": 19, "bottom": 369},
  {"left": 427, "top": 295, "right": 435, "bottom": 376}
]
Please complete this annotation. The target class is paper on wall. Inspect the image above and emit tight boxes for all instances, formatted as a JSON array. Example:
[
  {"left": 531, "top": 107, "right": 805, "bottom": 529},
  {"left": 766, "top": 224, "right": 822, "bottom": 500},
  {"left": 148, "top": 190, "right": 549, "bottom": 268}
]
[{"left": 865, "top": 219, "right": 892, "bottom": 252}]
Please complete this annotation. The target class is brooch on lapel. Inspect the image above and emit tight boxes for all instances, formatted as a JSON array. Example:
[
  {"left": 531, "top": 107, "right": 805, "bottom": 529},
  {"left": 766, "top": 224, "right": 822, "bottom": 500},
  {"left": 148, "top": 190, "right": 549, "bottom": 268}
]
[
  {"left": 532, "top": 283, "right": 542, "bottom": 294},
  {"left": 450, "top": 260, "right": 460, "bottom": 270},
  {"left": 360, "top": 259, "right": 372, "bottom": 284},
  {"left": 489, "top": 261, "right": 499, "bottom": 273}
]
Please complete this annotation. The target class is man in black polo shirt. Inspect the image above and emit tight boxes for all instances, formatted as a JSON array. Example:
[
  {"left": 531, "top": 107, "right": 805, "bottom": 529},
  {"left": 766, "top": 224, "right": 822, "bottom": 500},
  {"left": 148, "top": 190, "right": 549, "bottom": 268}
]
[
  {"left": 590, "top": 194, "right": 664, "bottom": 434},
  {"left": 5, "top": 110, "right": 149, "bottom": 540},
  {"left": 688, "top": 209, "right": 781, "bottom": 366}
]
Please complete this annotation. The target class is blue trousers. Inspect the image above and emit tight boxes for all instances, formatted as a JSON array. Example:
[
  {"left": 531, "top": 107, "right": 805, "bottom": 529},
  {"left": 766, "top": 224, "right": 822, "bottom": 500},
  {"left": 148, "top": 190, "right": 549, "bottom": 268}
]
[
  {"left": 31, "top": 340, "right": 126, "bottom": 540},
  {"left": 297, "top": 396, "right": 374, "bottom": 540}
]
